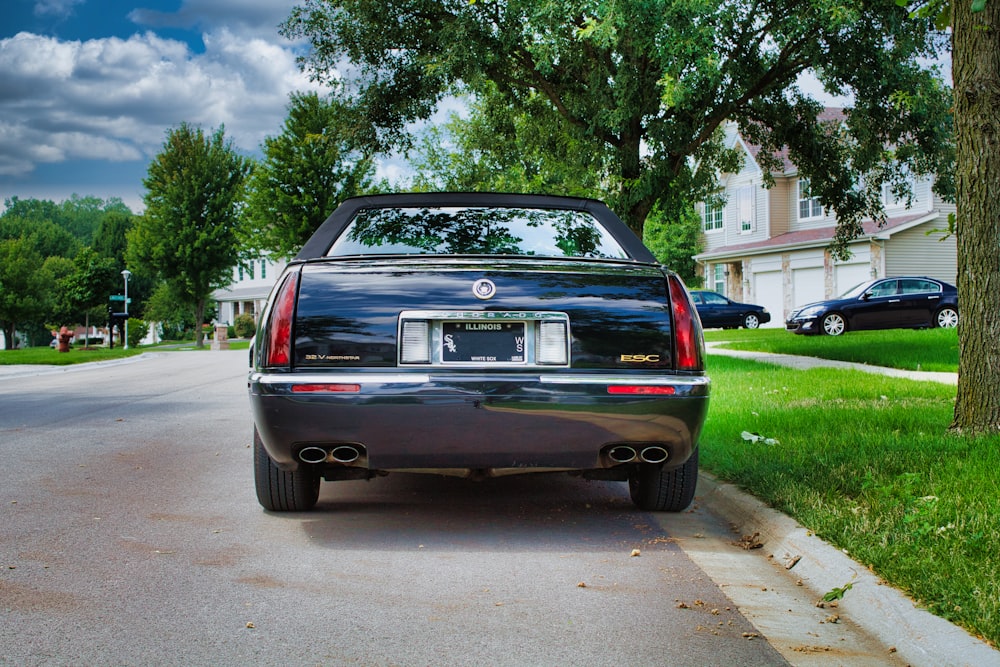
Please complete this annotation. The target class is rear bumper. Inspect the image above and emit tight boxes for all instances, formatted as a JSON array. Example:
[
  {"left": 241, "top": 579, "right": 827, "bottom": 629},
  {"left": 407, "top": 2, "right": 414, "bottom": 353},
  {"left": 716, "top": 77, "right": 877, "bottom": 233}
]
[{"left": 249, "top": 371, "right": 709, "bottom": 473}]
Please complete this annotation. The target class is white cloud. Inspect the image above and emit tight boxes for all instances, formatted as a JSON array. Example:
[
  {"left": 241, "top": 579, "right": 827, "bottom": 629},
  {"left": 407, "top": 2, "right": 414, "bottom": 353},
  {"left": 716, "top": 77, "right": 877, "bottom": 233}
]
[
  {"left": 0, "top": 15, "right": 325, "bottom": 181},
  {"left": 34, "top": 0, "right": 84, "bottom": 18}
]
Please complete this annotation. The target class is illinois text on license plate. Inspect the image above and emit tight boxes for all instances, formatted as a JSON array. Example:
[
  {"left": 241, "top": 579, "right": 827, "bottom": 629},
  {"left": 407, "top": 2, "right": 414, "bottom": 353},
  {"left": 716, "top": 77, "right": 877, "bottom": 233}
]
[{"left": 441, "top": 322, "right": 525, "bottom": 363}]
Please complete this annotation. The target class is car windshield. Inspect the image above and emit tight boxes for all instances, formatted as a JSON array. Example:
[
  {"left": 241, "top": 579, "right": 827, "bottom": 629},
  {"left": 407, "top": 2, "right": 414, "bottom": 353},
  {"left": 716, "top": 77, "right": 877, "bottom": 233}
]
[{"left": 326, "top": 206, "right": 629, "bottom": 259}]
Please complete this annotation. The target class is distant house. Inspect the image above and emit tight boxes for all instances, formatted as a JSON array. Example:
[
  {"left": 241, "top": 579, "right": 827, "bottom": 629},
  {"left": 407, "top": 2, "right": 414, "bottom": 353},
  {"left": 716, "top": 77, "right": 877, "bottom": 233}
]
[
  {"left": 213, "top": 257, "right": 286, "bottom": 327},
  {"left": 693, "top": 115, "right": 956, "bottom": 327}
]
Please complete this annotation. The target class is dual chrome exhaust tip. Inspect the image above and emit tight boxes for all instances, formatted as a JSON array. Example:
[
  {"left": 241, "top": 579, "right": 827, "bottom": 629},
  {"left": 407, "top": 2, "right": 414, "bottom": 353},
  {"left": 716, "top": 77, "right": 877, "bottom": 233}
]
[
  {"left": 297, "top": 444, "right": 365, "bottom": 465},
  {"left": 604, "top": 444, "right": 669, "bottom": 465}
]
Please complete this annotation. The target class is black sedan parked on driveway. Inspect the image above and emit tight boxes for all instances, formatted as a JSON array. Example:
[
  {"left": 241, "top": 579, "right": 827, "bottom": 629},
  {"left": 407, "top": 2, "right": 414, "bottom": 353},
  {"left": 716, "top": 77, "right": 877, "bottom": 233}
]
[
  {"left": 249, "top": 193, "right": 710, "bottom": 513},
  {"left": 785, "top": 276, "right": 959, "bottom": 336},
  {"left": 690, "top": 290, "right": 771, "bottom": 329}
]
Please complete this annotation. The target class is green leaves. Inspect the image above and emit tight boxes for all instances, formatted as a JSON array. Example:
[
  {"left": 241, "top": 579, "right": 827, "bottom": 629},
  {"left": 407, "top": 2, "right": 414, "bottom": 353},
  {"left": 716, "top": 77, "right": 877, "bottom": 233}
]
[
  {"left": 130, "top": 123, "right": 251, "bottom": 346},
  {"left": 284, "top": 0, "right": 952, "bottom": 243},
  {"left": 244, "top": 92, "right": 376, "bottom": 259}
]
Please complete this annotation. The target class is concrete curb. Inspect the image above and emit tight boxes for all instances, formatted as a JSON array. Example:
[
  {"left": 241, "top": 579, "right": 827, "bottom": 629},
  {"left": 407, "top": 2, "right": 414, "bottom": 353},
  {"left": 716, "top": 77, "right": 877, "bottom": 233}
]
[{"left": 698, "top": 473, "right": 1000, "bottom": 667}]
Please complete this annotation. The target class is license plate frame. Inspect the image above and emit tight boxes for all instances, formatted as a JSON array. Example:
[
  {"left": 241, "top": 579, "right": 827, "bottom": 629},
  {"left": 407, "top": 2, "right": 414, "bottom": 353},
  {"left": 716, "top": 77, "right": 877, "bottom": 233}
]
[{"left": 441, "top": 321, "right": 526, "bottom": 364}]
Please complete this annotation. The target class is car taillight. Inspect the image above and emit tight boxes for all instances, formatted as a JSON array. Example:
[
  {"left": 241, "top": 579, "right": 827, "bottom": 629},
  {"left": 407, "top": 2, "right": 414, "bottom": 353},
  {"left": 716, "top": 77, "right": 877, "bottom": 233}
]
[
  {"left": 668, "top": 275, "right": 704, "bottom": 372},
  {"left": 266, "top": 273, "right": 298, "bottom": 367},
  {"left": 608, "top": 385, "right": 676, "bottom": 395}
]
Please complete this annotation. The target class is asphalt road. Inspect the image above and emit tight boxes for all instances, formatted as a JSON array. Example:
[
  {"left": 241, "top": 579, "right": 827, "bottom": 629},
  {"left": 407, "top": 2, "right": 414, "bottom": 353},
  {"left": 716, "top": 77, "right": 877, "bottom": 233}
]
[{"left": 0, "top": 350, "right": 901, "bottom": 666}]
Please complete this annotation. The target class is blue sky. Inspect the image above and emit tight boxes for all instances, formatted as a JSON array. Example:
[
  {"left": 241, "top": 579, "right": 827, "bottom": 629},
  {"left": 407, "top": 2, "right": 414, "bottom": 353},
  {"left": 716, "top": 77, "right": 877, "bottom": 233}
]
[{"left": 0, "top": 0, "right": 334, "bottom": 212}]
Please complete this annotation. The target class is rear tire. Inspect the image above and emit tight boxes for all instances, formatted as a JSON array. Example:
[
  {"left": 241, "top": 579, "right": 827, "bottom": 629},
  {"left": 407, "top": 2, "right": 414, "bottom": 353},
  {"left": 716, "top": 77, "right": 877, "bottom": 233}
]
[
  {"left": 628, "top": 448, "right": 699, "bottom": 512},
  {"left": 935, "top": 307, "right": 959, "bottom": 329},
  {"left": 254, "top": 427, "right": 320, "bottom": 511}
]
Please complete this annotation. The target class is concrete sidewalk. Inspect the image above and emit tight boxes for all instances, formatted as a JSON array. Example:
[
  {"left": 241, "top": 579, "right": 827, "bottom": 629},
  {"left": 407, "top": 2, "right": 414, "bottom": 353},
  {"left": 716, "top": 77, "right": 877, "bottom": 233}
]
[{"left": 706, "top": 342, "right": 958, "bottom": 385}]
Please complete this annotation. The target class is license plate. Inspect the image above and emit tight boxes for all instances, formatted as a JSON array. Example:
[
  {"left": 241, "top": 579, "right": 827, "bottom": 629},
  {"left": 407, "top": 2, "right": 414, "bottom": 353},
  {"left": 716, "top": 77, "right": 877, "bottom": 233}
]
[{"left": 441, "top": 322, "right": 525, "bottom": 363}]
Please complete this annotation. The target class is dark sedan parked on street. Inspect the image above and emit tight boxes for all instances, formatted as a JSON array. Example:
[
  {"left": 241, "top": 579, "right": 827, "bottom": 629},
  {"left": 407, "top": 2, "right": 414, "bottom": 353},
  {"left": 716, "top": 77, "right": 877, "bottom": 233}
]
[
  {"left": 690, "top": 290, "right": 771, "bottom": 329},
  {"left": 785, "top": 276, "right": 959, "bottom": 336},
  {"left": 249, "top": 193, "right": 710, "bottom": 513}
]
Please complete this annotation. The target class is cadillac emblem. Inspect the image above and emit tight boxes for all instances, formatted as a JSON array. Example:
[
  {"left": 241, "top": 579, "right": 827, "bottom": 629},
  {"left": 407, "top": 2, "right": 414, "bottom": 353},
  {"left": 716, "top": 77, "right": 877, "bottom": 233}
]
[{"left": 472, "top": 278, "right": 497, "bottom": 300}]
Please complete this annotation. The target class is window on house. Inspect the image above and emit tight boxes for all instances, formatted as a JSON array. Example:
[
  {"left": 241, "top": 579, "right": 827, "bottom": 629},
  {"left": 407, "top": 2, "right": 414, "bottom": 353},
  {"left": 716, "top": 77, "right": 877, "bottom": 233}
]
[
  {"left": 238, "top": 265, "right": 244, "bottom": 281},
  {"left": 737, "top": 186, "right": 754, "bottom": 233},
  {"left": 260, "top": 261, "right": 267, "bottom": 280},
  {"left": 713, "top": 265, "right": 726, "bottom": 293},
  {"left": 798, "top": 178, "right": 823, "bottom": 220},
  {"left": 703, "top": 201, "right": 724, "bottom": 232},
  {"left": 882, "top": 174, "right": 916, "bottom": 208}
]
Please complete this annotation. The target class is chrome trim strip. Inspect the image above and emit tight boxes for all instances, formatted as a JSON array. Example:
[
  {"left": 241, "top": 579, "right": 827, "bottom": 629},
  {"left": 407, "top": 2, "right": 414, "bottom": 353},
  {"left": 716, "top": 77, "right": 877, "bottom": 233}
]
[
  {"left": 252, "top": 372, "right": 708, "bottom": 388},
  {"left": 539, "top": 375, "right": 710, "bottom": 387},
  {"left": 254, "top": 373, "right": 432, "bottom": 385}
]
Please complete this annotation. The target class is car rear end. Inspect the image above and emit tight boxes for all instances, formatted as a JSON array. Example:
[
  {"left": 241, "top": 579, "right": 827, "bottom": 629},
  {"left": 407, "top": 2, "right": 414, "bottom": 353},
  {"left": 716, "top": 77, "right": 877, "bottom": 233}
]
[{"left": 248, "top": 194, "right": 709, "bottom": 511}]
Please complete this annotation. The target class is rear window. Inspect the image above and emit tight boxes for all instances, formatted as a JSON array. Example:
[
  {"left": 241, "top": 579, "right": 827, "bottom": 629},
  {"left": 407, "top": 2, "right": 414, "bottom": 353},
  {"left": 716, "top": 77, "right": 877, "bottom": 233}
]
[{"left": 326, "top": 206, "right": 629, "bottom": 259}]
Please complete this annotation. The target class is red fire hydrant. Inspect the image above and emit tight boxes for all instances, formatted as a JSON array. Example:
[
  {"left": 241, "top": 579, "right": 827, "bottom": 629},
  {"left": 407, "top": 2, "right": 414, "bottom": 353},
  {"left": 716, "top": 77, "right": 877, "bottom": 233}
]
[{"left": 57, "top": 326, "right": 72, "bottom": 353}]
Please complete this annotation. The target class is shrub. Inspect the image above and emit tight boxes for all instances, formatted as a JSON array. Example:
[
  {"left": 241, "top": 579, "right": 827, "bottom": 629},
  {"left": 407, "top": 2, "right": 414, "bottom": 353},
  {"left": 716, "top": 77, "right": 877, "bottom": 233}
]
[
  {"left": 233, "top": 312, "right": 257, "bottom": 338},
  {"left": 127, "top": 318, "right": 148, "bottom": 348}
]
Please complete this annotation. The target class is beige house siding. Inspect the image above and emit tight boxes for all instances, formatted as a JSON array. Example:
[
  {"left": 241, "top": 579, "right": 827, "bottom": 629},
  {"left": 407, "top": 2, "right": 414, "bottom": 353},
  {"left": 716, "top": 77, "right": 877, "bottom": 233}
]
[
  {"left": 884, "top": 221, "right": 957, "bottom": 284},
  {"left": 768, "top": 180, "right": 791, "bottom": 237}
]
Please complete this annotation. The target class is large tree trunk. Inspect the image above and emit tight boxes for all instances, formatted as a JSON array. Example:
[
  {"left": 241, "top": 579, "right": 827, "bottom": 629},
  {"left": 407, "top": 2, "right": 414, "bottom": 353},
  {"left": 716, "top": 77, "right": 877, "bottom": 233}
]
[{"left": 951, "top": 0, "right": 1000, "bottom": 434}]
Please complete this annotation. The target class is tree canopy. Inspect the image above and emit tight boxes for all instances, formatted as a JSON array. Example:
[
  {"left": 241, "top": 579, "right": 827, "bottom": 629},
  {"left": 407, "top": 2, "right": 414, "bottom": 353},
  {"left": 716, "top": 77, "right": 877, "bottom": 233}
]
[
  {"left": 128, "top": 123, "right": 252, "bottom": 347},
  {"left": 283, "top": 0, "right": 953, "bottom": 246},
  {"left": 244, "top": 91, "right": 376, "bottom": 259}
]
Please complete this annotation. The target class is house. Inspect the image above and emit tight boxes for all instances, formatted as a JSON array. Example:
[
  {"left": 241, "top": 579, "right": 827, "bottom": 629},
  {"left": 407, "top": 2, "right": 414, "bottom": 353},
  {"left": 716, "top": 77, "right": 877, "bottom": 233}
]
[
  {"left": 693, "top": 116, "right": 957, "bottom": 327},
  {"left": 213, "top": 257, "right": 286, "bottom": 327}
]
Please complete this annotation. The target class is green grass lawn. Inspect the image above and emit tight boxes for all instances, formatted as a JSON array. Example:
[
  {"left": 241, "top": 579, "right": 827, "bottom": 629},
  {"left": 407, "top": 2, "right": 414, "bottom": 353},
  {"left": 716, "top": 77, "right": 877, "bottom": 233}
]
[
  {"left": 0, "top": 340, "right": 249, "bottom": 365},
  {"left": 705, "top": 327, "right": 959, "bottom": 372},
  {"left": 701, "top": 349, "right": 998, "bottom": 647}
]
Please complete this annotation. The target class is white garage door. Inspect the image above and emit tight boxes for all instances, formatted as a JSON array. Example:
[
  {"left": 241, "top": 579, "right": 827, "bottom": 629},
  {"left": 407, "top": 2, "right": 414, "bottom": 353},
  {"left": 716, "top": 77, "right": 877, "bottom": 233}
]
[
  {"left": 792, "top": 267, "right": 825, "bottom": 308},
  {"left": 752, "top": 271, "right": 784, "bottom": 327},
  {"left": 835, "top": 264, "right": 871, "bottom": 297}
]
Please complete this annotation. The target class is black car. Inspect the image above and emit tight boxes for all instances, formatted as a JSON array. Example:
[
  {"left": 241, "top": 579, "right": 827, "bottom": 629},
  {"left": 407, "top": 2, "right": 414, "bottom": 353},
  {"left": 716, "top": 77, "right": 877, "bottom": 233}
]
[
  {"left": 785, "top": 276, "right": 959, "bottom": 336},
  {"left": 249, "top": 193, "right": 710, "bottom": 512},
  {"left": 690, "top": 290, "right": 771, "bottom": 329}
]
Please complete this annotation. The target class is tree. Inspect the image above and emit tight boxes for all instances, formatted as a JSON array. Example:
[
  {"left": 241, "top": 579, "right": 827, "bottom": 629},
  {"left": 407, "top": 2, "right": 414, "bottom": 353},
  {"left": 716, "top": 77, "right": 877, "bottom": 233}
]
[
  {"left": 642, "top": 206, "right": 704, "bottom": 286},
  {"left": 55, "top": 248, "right": 120, "bottom": 346},
  {"left": 128, "top": 123, "right": 252, "bottom": 347},
  {"left": 244, "top": 91, "right": 376, "bottom": 259},
  {"left": 1, "top": 204, "right": 79, "bottom": 260},
  {"left": 410, "top": 88, "right": 606, "bottom": 197},
  {"left": 0, "top": 238, "right": 56, "bottom": 349},
  {"left": 282, "top": 0, "right": 952, "bottom": 244},
  {"left": 950, "top": 0, "right": 1000, "bottom": 434}
]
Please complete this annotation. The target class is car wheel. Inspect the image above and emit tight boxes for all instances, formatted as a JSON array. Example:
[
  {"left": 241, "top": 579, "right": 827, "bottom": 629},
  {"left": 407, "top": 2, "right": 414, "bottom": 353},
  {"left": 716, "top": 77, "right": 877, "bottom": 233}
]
[
  {"left": 628, "top": 448, "right": 698, "bottom": 512},
  {"left": 821, "top": 313, "right": 847, "bottom": 336},
  {"left": 935, "top": 307, "right": 959, "bottom": 329},
  {"left": 253, "top": 427, "right": 320, "bottom": 511},
  {"left": 743, "top": 313, "right": 760, "bottom": 329}
]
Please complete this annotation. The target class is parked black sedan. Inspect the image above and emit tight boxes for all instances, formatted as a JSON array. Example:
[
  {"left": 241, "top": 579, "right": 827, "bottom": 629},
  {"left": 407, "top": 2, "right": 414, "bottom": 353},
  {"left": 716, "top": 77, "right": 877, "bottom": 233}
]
[
  {"left": 690, "top": 290, "right": 771, "bottom": 329},
  {"left": 785, "top": 276, "right": 959, "bottom": 336},
  {"left": 249, "top": 193, "right": 710, "bottom": 513}
]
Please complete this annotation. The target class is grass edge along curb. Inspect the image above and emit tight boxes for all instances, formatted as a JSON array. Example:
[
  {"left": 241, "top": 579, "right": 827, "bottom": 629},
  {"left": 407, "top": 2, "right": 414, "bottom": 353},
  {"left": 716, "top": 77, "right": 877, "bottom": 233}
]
[{"left": 698, "top": 472, "right": 1000, "bottom": 667}]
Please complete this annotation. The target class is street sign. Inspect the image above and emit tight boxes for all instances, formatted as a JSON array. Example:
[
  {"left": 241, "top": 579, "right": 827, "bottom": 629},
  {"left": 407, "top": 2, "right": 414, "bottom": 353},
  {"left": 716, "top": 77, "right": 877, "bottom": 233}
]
[{"left": 109, "top": 295, "right": 131, "bottom": 303}]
